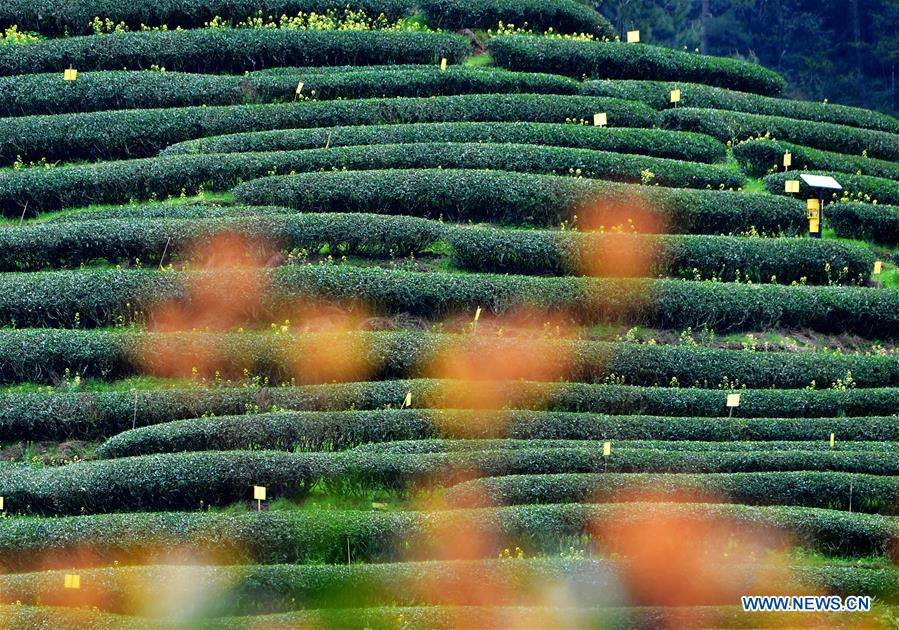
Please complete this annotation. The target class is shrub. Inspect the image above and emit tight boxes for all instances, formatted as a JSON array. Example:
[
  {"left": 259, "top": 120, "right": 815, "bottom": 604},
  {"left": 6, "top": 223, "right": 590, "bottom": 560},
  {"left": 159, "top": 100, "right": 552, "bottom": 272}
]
[
  {"left": 0, "top": 94, "right": 655, "bottom": 164},
  {"left": 1, "top": 560, "right": 894, "bottom": 616},
  {"left": 5, "top": 166, "right": 793, "bottom": 231},
  {"left": 488, "top": 36, "right": 787, "bottom": 96},
  {"left": 420, "top": 0, "right": 616, "bottom": 38},
  {"left": 0, "top": 213, "right": 447, "bottom": 271},
  {"left": 827, "top": 202, "right": 899, "bottom": 247},
  {"left": 233, "top": 170, "right": 800, "bottom": 233},
  {"left": 733, "top": 139, "right": 899, "bottom": 180},
  {"left": 4, "top": 215, "right": 860, "bottom": 283},
  {"left": 763, "top": 171, "right": 899, "bottom": 207},
  {"left": 446, "top": 472, "right": 899, "bottom": 514},
  {"left": 358, "top": 438, "right": 898, "bottom": 455},
  {"left": 2, "top": 265, "right": 898, "bottom": 333},
  {"left": 447, "top": 229, "right": 874, "bottom": 284},
  {"left": 162, "top": 121, "right": 726, "bottom": 164},
  {"left": 0, "top": 68, "right": 582, "bottom": 117},
  {"left": 580, "top": 80, "right": 899, "bottom": 133},
  {"left": 41, "top": 204, "right": 299, "bottom": 223},
  {"left": 95, "top": 411, "right": 899, "bottom": 458},
  {"left": 0, "top": 503, "right": 893, "bottom": 572},
  {"left": 0, "top": 29, "right": 466, "bottom": 77},
  {"left": 2, "top": 330, "right": 899, "bottom": 389},
  {"left": 0, "top": 0, "right": 416, "bottom": 36},
  {"left": 5, "top": 381, "right": 899, "bottom": 442},
  {"left": 3, "top": 448, "right": 895, "bottom": 515},
  {"left": 661, "top": 108, "right": 899, "bottom": 162}
]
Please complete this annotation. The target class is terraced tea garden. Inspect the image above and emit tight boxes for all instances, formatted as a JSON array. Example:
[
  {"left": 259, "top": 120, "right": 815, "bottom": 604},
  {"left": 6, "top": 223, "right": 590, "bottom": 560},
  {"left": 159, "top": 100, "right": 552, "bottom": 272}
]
[{"left": 0, "top": 0, "right": 897, "bottom": 627}]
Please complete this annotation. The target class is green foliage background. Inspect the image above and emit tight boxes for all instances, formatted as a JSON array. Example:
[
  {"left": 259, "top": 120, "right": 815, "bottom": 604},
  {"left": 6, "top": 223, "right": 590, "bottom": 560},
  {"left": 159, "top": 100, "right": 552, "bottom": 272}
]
[{"left": 591, "top": 0, "right": 899, "bottom": 115}]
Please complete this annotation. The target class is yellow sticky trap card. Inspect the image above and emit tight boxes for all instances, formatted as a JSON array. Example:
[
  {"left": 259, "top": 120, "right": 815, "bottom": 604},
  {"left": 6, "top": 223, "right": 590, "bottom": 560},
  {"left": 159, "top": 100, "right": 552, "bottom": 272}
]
[
  {"left": 253, "top": 485, "right": 267, "bottom": 501},
  {"left": 594, "top": 112, "right": 607, "bottom": 127},
  {"left": 63, "top": 68, "right": 78, "bottom": 81},
  {"left": 474, "top": 306, "right": 482, "bottom": 322},
  {"left": 670, "top": 89, "right": 681, "bottom": 103},
  {"left": 64, "top": 574, "right": 81, "bottom": 589},
  {"left": 440, "top": 57, "right": 447, "bottom": 72},
  {"left": 371, "top": 502, "right": 388, "bottom": 510},
  {"left": 829, "top": 433, "right": 835, "bottom": 449},
  {"left": 626, "top": 30, "right": 640, "bottom": 43},
  {"left": 295, "top": 81, "right": 304, "bottom": 95},
  {"left": 806, "top": 198, "right": 820, "bottom": 219},
  {"left": 403, "top": 391, "right": 412, "bottom": 408},
  {"left": 602, "top": 441, "right": 612, "bottom": 457},
  {"left": 726, "top": 393, "right": 741, "bottom": 408},
  {"left": 785, "top": 180, "right": 800, "bottom": 194},
  {"left": 874, "top": 261, "right": 883, "bottom": 275},
  {"left": 783, "top": 152, "right": 792, "bottom": 168},
  {"left": 0, "top": 496, "right": 4, "bottom": 510}
]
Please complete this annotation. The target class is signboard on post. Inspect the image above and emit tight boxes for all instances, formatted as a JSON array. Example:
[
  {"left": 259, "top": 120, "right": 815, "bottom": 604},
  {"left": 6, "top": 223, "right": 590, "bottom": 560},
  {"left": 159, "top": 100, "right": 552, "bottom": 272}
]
[
  {"left": 594, "top": 112, "right": 607, "bottom": 127},
  {"left": 626, "top": 30, "right": 640, "bottom": 43}
]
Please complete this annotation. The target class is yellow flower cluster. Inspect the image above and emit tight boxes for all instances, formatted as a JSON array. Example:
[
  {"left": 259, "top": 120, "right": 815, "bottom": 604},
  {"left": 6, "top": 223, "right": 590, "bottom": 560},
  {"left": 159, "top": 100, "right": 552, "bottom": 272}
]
[
  {"left": 0, "top": 25, "right": 40, "bottom": 45},
  {"left": 486, "top": 21, "right": 608, "bottom": 42}
]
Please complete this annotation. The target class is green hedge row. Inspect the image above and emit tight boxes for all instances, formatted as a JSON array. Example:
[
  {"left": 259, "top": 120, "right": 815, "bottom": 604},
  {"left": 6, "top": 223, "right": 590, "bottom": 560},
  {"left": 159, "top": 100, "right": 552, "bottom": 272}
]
[
  {"left": 95, "top": 410, "right": 899, "bottom": 459},
  {"left": 661, "top": 108, "right": 899, "bottom": 162},
  {"left": 216, "top": 138, "right": 748, "bottom": 194},
  {"left": 733, "top": 139, "right": 899, "bottom": 180},
  {"left": 0, "top": 0, "right": 416, "bottom": 36},
  {"left": 5, "top": 167, "right": 800, "bottom": 236},
  {"left": 229, "top": 169, "right": 803, "bottom": 234},
  {"left": 580, "top": 80, "right": 899, "bottom": 133},
  {"left": 0, "top": 213, "right": 446, "bottom": 271},
  {"left": 357, "top": 438, "right": 897, "bottom": 454},
  {"left": 224, "top": 142, "right": 743, "bottom": 189},
  {"left": 42, "top": 204, "right": 298, "bottom": 223},
  {"left": 0, "top": 93, "right": 655, "bottom": 164},
  {"left": 0, "top": 29, "right": 467, "bottom": 77},
  {"left": 6, "top": 381, "right": 899, "bottom": 442},
  {"left": 4, "top": 448, "right": 897, "bottom": 515},
  {"left": 828, "top": 202, "right": 899, "bottom": 247},
  {"left": 448, "top": 228, "right": 874, "bottom": 284},
  {"left": 4, "top": 329, "right": 898, "bottom": 388},
  {"left": 0, "top": 68, "right": 582, "bottom": 117},
  {"left": 763, "top": 171, "right": 899, "bottom": 207},
  {"left": 445, "top": 472, "right": 899, "bottom": 515},
  {"left": 3, "top": 265, "right": 897, "bottom": 335},
  {"left": 0, "top": 503, "right": 894, "bottom": 571},
  {"left": 162, "top": 121, "right": 726, "bottom": 164},
  {"left": 6, "top": 214, "right": 852, "bottom": 284},
  {"left": 420, "top": 0, "right": 616, "bottom": 38},
  {"left": 2, "top": 560, "right": 895, "bottom": 616},
  {"left": 488, "top": 36, "right": 787, "bottom": 96}
]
